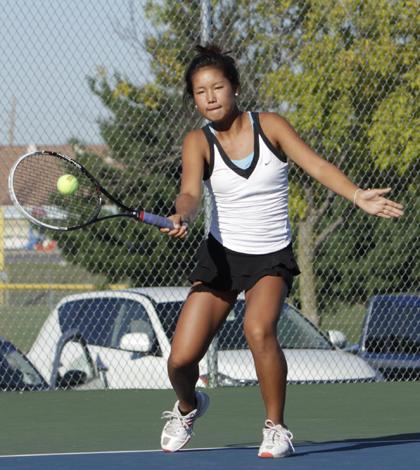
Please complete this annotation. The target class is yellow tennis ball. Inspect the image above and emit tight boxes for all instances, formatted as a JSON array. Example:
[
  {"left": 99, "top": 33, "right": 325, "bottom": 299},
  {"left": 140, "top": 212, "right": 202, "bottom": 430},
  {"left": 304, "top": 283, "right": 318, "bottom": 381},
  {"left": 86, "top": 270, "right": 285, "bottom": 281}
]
[{"left": 57, "top": 174, "right": 79, "bottom": 195}]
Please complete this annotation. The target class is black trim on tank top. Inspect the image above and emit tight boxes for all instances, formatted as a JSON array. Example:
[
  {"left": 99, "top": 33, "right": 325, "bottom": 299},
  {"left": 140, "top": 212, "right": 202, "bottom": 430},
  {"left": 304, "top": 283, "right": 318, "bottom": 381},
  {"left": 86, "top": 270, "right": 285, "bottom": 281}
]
[
  {"left": 252, "top": 112, "right": 287, "bottom": 163},
  {"left": 206, "top": 114, "right": 260, "bottom": 179},
  {"left": 202, "top": 126, "right": 215, "bottom": 180}
]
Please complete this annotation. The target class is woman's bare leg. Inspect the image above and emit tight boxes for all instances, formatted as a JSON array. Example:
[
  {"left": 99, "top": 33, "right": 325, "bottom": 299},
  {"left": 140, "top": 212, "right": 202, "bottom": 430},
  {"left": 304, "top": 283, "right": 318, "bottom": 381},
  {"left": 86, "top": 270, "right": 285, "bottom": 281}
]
[
  {"left": 243, "top": 276, "right": 289, "bottom": 425},
  {"left": 168, "top": 284, "right": 237, "bottom": 413}
]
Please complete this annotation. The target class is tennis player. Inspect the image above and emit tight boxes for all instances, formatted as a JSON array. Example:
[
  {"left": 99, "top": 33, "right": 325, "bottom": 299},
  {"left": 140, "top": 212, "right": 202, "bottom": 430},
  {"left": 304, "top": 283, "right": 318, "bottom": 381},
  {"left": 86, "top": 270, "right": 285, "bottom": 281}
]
[{"left": 160, "top": 44, "right": 404, "bottom": 458}]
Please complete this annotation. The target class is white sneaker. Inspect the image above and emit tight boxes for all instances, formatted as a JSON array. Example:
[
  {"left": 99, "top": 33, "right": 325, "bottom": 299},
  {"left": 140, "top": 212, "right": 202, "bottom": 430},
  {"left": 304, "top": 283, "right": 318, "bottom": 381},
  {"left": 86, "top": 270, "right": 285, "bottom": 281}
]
[
  {"left": 160, "top": 391, "right": 210, "bottom": 452},
  {"left": 258, "top": 419, "right": 295, "bottom": 458}
]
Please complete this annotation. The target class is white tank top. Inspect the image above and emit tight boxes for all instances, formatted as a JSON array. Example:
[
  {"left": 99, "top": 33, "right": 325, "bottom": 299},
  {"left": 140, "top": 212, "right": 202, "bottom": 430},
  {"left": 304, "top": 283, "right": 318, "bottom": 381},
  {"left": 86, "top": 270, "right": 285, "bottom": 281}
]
[{"left": 203, "top": 112, "right": 291, "bottom": 254}]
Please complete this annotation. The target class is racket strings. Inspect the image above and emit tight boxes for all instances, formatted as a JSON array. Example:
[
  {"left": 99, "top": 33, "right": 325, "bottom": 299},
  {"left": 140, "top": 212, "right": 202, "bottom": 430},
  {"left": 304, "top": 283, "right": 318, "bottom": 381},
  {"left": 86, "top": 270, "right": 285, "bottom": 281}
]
[{"left": 12, "top": 153, "right": 101, "bottom": 229}]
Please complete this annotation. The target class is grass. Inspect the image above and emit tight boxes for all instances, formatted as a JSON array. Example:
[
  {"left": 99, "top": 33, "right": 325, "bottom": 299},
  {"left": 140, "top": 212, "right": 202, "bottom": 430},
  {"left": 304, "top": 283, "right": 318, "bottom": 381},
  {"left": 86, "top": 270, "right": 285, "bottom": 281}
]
[
  {"left": 6, "top": 262, "right": 108, "bottom": 284},
  {"left": 0, "top": 304, "right": 50, "bottom": 353}
]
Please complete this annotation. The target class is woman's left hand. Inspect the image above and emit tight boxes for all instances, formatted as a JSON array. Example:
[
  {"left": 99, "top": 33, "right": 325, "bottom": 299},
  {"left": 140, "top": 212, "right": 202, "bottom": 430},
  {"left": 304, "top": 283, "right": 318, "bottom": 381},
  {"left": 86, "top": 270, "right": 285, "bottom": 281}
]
[{"left": 355, "top": 188, "right": 404, "bottom": 218}]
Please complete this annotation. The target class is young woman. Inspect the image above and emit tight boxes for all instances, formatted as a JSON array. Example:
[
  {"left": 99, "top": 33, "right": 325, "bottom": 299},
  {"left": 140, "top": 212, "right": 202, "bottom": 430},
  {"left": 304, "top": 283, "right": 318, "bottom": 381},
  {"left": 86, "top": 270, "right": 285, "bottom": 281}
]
[{"left": 159, "top": 45, "right": 404, "bottom": 458}]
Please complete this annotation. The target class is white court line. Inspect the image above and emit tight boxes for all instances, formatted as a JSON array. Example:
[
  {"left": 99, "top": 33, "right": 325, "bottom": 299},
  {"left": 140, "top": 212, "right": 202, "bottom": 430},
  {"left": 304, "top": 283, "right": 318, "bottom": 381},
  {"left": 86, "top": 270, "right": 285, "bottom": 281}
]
[
  {"left": 0, "top": 446, "right": 258, "bottom": 459},
  {"left": 5, "top": 439, "right": 416, "bottom": 460}
]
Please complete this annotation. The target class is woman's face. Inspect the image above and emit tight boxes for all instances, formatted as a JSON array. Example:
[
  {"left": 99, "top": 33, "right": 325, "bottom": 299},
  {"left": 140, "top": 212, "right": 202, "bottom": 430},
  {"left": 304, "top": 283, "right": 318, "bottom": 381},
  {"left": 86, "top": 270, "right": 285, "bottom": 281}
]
[{"left": 191, "top": 66, "right": 237, "bottom": 122}]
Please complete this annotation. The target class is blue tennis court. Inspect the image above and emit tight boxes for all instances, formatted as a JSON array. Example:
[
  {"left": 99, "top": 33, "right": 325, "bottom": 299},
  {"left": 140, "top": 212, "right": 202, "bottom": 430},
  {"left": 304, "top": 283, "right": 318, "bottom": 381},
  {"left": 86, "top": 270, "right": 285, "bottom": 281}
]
[
  {"left": 1, "top": 383, "right": 419, "bottom": 470},
  {"left": 2, "top": 438, "right": 420, "bottom": 470}
]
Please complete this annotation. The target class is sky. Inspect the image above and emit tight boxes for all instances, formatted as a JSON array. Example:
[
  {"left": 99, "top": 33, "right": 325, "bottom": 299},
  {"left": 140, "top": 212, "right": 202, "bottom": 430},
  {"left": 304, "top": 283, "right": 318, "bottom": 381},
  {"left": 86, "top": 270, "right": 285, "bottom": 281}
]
[{"left": 0, "top": 0, "right": 150, "bottom": 146}]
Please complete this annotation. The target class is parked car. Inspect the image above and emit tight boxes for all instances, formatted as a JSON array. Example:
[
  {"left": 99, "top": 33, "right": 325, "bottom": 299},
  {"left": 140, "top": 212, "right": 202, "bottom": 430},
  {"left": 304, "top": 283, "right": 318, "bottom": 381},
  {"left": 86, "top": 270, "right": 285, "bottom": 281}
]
[
  {"left": 28, "top": 287, "right": 381, "bottom": 389},
  {"left": 0, "top": 332, "right": 100, "bottom": 391},
  {"left": 0, "top": 336, "right": 49, "bottom": 391},
  {"left": 350, "top": 294, "right": 420, "bottom": 380}
]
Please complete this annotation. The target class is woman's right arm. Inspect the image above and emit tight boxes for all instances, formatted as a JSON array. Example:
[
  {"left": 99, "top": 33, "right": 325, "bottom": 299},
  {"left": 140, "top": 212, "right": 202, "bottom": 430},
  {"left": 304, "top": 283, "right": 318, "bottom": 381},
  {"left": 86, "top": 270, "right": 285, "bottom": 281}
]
[{"left": 163, "top": 129, "right": 207, "bottom": 238}]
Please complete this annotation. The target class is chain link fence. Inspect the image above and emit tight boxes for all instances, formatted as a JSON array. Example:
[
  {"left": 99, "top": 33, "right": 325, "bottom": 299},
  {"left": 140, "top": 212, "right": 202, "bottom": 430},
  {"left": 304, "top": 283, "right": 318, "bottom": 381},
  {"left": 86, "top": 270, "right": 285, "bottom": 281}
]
[{"left": 0, "top": 0, "right": 418, "bottom": 391}]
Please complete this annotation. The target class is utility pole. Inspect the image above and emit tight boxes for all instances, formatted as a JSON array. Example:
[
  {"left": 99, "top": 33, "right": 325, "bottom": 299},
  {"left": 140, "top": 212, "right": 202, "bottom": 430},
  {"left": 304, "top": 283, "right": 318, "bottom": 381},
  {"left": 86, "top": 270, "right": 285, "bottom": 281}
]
[
  {"left": 8, "top": 96, "right": 17, "bottom": 146},
  {"left": 200, "top": 0, "right": 218, "bottom": 388},
  {"left": 200, "top": 0, "right": 211, "bottom": 45}
]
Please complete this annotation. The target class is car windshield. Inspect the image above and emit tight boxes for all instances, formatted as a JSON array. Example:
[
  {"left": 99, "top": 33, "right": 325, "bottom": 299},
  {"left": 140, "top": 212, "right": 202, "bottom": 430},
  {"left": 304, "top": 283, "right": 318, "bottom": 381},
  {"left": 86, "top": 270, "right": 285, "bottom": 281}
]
[
  {"left": 364, "top": 296, "right": 420, "bottom": 353},
  {"left": 156, "top": 300, "right": 331, "bottom": 350},
  {"left": 0, "top": 341, "right": 46, "bottom": 390},
  {"left": 58, "top": 297, "right": 158, "bottom": 351}
]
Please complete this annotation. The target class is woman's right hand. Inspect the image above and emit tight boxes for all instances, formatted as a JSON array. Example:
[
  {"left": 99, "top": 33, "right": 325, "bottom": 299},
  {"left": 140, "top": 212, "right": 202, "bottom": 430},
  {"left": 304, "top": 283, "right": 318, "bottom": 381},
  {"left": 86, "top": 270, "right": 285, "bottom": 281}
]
[{"left": 160, "top": 214, "right": 189, "bottom": 238}]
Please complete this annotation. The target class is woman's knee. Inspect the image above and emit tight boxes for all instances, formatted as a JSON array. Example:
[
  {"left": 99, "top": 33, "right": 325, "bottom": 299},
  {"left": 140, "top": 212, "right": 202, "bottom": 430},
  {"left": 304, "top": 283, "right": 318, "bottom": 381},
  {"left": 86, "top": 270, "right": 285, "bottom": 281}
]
[
  {"left": 244, "top": 323, "right": 278, "bottom": 352},
  {"left": 167, "top": 351, "right": 199, "bottom": 372}
]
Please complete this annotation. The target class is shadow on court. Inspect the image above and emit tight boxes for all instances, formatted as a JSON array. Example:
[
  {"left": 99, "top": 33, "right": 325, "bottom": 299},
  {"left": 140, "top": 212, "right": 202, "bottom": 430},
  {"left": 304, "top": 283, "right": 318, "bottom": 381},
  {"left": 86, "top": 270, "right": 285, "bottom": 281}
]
[{"left": 295, "top": 433, "right": 420, "bottom": 457}]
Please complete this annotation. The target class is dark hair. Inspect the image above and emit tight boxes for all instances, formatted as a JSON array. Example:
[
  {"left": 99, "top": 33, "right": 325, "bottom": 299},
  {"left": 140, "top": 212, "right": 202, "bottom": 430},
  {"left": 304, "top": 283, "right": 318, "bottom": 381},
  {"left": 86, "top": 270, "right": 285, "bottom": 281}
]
[{"left": 184, "top": 44, "right": 240, "bottom": 99}]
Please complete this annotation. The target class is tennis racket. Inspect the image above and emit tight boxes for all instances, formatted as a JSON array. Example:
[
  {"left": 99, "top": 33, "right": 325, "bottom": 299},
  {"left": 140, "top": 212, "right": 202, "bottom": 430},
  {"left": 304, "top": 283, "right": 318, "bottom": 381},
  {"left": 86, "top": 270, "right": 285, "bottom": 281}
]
[{"left": 8, "top": 150, "right": 175, "bottom": 231}]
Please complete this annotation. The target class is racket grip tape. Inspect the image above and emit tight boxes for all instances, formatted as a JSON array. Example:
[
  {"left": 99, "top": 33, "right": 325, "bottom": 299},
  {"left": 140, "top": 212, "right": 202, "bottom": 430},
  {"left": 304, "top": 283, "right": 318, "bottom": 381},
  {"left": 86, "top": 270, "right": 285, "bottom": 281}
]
[{"left": 139, "top": 211, "right": 175, "bottom": 229}]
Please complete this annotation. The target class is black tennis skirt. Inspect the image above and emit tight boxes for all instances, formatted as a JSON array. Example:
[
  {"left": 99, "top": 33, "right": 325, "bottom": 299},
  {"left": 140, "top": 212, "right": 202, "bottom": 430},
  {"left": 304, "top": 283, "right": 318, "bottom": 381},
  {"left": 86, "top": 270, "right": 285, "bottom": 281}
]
[{"left": 189, "top": 234, "right": 300, "bottom": 294}]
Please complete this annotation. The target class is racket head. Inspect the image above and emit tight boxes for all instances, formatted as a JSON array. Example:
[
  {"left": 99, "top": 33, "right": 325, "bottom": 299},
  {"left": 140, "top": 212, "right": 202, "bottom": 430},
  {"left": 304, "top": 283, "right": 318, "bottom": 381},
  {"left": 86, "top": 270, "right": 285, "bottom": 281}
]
[{"left": 8, "top": 150, "right": 102, "bottom": 230}]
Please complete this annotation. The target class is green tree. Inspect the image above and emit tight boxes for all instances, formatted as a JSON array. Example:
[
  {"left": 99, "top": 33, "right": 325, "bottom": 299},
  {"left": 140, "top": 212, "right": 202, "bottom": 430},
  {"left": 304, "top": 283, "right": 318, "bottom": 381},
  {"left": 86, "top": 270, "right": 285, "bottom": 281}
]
[
  {"left": 58, "top": 0, "right": 417, "bottom": 308},
  {"left": 260, "top": 0, "right": 417, "bottom": 323},
  {"left": 57, "top": 0, "right": 281, "bottom": 286},
  {"left": 317, "top": 180, "right": 418, "bottom": 306}
]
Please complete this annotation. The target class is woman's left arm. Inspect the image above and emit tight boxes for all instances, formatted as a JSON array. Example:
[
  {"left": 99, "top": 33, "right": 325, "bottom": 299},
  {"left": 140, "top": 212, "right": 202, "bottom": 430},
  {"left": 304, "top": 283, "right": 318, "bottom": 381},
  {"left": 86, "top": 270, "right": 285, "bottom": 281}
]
[{"left": 265, "top": 113, "right": 404, "bottom": 219}]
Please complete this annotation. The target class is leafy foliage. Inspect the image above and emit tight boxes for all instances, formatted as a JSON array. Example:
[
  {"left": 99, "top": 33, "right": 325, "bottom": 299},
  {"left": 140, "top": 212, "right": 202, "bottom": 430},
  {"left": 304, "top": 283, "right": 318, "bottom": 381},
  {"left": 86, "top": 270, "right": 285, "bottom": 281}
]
[
  {"left": 254, "top": 0, "right": 417, "bottom": 317},
  {"left": 56, "top": 0, "right": 417, "bottom": 304}
]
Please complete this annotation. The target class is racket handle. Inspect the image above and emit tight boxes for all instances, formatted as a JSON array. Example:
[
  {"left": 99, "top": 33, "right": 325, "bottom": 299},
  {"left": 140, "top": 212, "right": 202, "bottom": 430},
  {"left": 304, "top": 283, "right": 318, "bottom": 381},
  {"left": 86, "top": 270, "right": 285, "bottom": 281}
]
[{"left": 139, "top": 211, "right": 175, "bottom": 229}]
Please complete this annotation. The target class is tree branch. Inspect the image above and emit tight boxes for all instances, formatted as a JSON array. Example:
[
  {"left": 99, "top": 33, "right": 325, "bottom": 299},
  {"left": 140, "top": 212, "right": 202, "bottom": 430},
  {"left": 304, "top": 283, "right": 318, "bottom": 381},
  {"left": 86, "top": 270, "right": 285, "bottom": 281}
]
[
  {"left": 314, "top": 150, "right": 348, "bottom": 219},
  {"left": 303, "top": 182, "right": 315, "bottom": 222},
  {"left": 315, "top": 189, "right": 336, "bottom": 219},
  {"left": 336, "top": 151, "right": 347, "bottom": 167},
  {"left": 314, "top": 216, "right": 344, "bottom": 249}
]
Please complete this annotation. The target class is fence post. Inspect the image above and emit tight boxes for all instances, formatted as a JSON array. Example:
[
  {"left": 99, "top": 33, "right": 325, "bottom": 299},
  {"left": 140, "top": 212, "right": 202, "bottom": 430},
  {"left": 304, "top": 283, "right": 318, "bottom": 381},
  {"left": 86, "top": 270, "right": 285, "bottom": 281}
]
[
  {"left": 0, "top": 207, "right": 7, "bottom": 305},
  {"left": 200, "top": 0, "right": 218, "bottom": 389}
]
